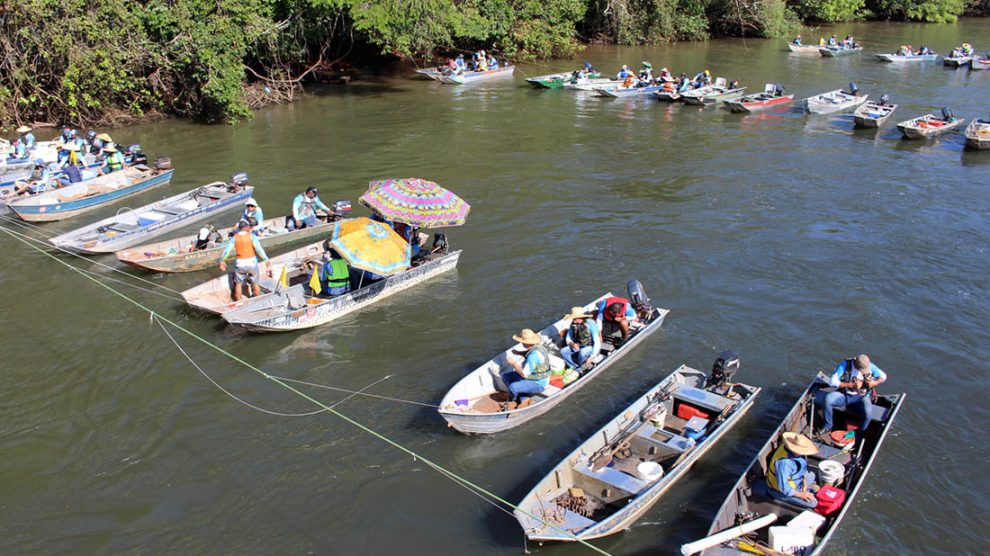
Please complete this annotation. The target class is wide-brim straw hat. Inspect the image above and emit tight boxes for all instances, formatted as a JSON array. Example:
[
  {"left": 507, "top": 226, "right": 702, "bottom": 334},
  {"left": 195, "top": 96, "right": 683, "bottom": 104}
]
[
  {"left": 512, "top": 329, "right": 542, "bottom": 346},
  {"left": 782, "top": 432, "right": 819, "bottom": 456},
  {"left": 16, "top": 125, "right": 31, "bottom": 133},
  {"left": 103, "top": 144, "right": 118, "bottom": 152},
  {"left": 96, "top": 133, "right": 112, "bottom": 142},
  {"left": 562, "top": 306, "right": 592, "bottom": 320}
]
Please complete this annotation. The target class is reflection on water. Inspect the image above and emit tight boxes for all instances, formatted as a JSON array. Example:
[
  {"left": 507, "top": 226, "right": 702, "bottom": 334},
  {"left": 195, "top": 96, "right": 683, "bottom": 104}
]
[{"left": 2, "top": 18, "right": 990, "bottom": 556}]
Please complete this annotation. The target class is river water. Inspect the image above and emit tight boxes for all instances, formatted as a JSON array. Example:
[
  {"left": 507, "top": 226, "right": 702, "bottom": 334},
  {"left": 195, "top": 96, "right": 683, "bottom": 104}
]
[{"left": 2, "top": 19, "right": 989, "bottom": 556}]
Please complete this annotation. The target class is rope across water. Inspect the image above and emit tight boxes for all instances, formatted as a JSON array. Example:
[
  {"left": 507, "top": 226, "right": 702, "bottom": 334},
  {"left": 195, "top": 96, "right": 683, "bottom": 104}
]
[{"left": 0, "top": 225, "right": 614, "bottom": 555}]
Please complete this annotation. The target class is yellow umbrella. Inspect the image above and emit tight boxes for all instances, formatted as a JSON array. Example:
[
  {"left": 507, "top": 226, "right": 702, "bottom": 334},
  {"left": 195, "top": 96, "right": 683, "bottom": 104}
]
[{"left": 330, "top": 217, "right": 411, "bottom": 276}]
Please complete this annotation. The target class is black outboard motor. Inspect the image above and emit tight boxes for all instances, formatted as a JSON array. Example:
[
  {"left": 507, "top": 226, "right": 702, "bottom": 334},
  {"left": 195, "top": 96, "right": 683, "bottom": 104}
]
[
  {"left": 125, "top": 144, "right": 147, "bottom": 166},
  {"left": 230, "top": 172, "right": 249, "bottom": 191},
  {"left": 879, "top": 93, "right": 891, "bottom": 106},
  {"left": 941, "top": 107, "right": 954, "bottom": 121},
  {"left": 848, "top": 82, "right": 859, "bottom": 96},
  {"left": 432, "top": 232, "right": 448, "bottom": 254},
  {"left": 706, "top": 350, "right": 740, "bottom": 393},
  {"left": 626, "top": 280, "right": 652, "bottom": 320},
  {"left": 774, "top": 83, "right": 785, "bottom": 97}
]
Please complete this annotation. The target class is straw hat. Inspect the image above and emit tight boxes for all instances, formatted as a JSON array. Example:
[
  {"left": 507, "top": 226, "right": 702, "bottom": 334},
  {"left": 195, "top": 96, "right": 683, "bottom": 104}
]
[
  {"left": 96, "top": 133, "right": 112, "bottom": 142},
  {"left": 103, "top": 144, "right": 118, "bottom": 152},
  {"left": 16, "top": 125, "right": 31, "bottom": 133},
  {"left": 512, "top": 329, "right": 542, "bottom": 346},
  {"left": 562, "top": 307, "right": 592, "bottom": 320},
  {"left": 782, "top": 432, "right": 819, "bottom": 456}
]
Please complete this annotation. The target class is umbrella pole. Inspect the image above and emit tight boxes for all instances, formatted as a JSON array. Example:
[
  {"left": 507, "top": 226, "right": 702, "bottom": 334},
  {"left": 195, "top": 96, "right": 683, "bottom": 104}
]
[{"left": 358, "top": 270, "right": 365, "bottom": 290}]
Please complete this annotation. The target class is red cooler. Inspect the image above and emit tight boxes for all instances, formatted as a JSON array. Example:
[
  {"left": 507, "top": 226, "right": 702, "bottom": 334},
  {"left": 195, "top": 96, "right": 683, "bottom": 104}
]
[{"left": 814, "top": 485, "right": 846, "bottom": 517}]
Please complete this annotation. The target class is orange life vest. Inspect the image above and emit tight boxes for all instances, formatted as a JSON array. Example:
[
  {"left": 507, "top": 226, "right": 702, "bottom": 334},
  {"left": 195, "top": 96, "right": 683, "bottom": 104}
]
[{"left": 233, "top": 231, "right": 256, "bottom": 259}]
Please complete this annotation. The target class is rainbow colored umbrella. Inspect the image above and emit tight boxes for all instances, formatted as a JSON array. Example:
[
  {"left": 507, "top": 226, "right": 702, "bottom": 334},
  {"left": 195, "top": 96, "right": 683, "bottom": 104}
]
[
  {"left": 359, "top": 178, "right": 470, "bottom": 228},
  {"left": 330, "top": 217, "right": 411, "bottom": 276}
]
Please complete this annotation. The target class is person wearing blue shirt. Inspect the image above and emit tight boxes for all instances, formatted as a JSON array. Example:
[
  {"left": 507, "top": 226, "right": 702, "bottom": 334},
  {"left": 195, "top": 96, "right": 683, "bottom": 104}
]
[
  {"left": 318, "top": 249, "right": 352, "bottom": 297},
  {"left": 100, "top": 144, "right": 126, "bottom": 174},
  {"left": 16, "top": 125, "right": 36, "bottom": 150},
  {"left": 766, "top": 432, "right": 820, "bottom": 509},
  {"left": 616, "top": 64, "right": 634, "bottom": 79},
  {"left": 817, "top": 354, "right": 887, "bottom": 444},
  {"left": 503, "top": 329, "right": 552, "bottom": 402},
  {"left": 59, "top": 163, "right": 83, "bottom": 187},
  {"left": 288, "top": 186, "right": 330, "bottom": 230},
  {"left": 219, "top": 219, "right": 271, "bottom": 300},
  {"left": 560, "top": 307, "right": 601, "bottom": 370},
  {"left": 13, "top": 161, "right": 52, "bottom": 196},
  {"left": 241, "top": 198, "right": 265, "bottom": 233}
]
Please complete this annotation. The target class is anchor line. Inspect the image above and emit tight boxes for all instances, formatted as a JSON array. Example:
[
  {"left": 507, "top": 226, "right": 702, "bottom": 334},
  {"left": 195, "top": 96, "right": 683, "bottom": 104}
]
[{"left": 0, "top": 226, "right": 613, "bottom": 555}]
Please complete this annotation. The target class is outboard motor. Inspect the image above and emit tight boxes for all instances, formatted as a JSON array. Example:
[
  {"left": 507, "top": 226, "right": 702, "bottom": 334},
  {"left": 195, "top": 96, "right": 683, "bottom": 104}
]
[
  {"left": 941, "top": 107, "right": 954, "bottom": 121},
  {"left": 329, "top": 200, "right": 353, "bottom": 222},
  {"left": 154, "top": 156, "right": 172, "bottom": 170},
  {"left": 848, "top": 82, "right": 859, "bottom": 96},
  {"left": 126, "top": 144, "right": 147, "bottom": 166},
  {"left": 230, "top": 172, "right": 249, "bottom": 189},
  {"left": 774, "top": 83, "right": 785, "bottom": 96},
  {"left": 626, "top": 280, "right": 652, "bottom": 320},
  {"left": 879, "top": 93, "right": 891, "bottom": 106},
  {"left": 706, "top": 350, "right": 740, "bottom": 393},
  {"left": 432, "top": 232, "right": 448, "bottom": 254}
]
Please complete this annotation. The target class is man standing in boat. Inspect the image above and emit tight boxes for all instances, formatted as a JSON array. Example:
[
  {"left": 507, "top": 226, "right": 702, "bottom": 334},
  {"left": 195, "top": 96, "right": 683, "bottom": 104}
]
[
  {"left": 219, "top": 219, "right": 271, "bottom": 301},
  {"left": 817, "top": 354, "right": 887, "bottom": 444},
  {"left": 287, "top": 186, "right": 331, "bottom": 230},
  {"left": 766, "top": 432, "right": 820, "bottom": 509},
  {"left": 503, "top": 329, "right": 552, "bottom": 403}
]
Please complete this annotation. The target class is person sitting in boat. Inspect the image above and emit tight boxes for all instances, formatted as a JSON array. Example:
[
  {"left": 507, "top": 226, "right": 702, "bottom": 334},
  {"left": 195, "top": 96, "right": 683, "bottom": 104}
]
[
  {"left": 897, "top": 45, "right": 911, "bottom": 56},
  {"left": 477, "top": 50, "right": 489, "bottom": 71},
  {"left": 638, "top": 62, "right": 653, "bottom": 85},
  {"left": 701, "top": 69, "right": 713, "bottom": 86},
  {"left": 503, "top": 328, "right": 552, "bottom": 402},
  {"left": 817, "top": 37, "right": 826, "bottom": 46},
  {"left": 11, "top": 126, "right": 35, "bottom": 158},
  {"left": 559, "top": 307, "right": 601, "bottom": 370},
  {"left": 487, "top": 54, "right": 499, "bottom": 70},
  {"left": 616, "top": 65, "right": 634, "bottom": 80},
  {"left": 728, "top": 79, "right": 740, "bottom": 90},
  {"left": 580, "top": 61, "right": 595, "bottom": 77},
  {"left": 766, "top": 432, "right": 820, "bottom": 509},
  {"left": 816, "top": 354, "right": 887, "bottom": 445},
  {"left": 316, "top": 248, "right": 351, "bottom": 297},
  {"left": 918, "top": 45, "right": 932, "bottom": 55},
  {"left": 676, "top": 73, "right": 691, "bottom": 93},
  {"left": 191, "top": 225, "right": 220, "bottom": 251},
  {"left": 240, "top": 198, "right": 266, "bottom": 234},
  {"left": 594, "top": 296, "right": 638, "bottom": 344},
  {"left": 13, "top": 160, "right": 54, "bottom": 196},
  {"left": 219, "top": 219, "right": 271, "bottom": 301},
  {"left": 792, "top": 34, "right": 802, "bottom": 46},
  {"left": 58, "top": 159, "right": 83, "bottom": 187},
  {"left": 287, "top": 186, "right": 331, "bottom": 230},
  {"left": 99, "top": 144, "right": 126, "bottom": 175},
  {"left": 658, "top": 67, "right": 673, "bottom": 82},
  {"left": 827, "top": 34, "right": 837, "bottom": 47},
  {"left": 454, "top": 54, "right": 466, "bottom": 73},
  {"left": 962, "top": 43, "right": 974, "bottom": 56}
]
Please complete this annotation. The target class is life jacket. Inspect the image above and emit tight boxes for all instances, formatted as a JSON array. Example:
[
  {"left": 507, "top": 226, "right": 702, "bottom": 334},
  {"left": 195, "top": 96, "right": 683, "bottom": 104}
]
[
  {"left": 840, "top": 358, "right": 869, "bottom": 396},
  {"left": 623, "top": 76, "right": 635, "bottom": 88},
  {"left": 233, "top": 231, "right": 256, "bottom": 260},
  {"left": 766, "top": 444, "right": 802, "bottom": 493},
  {"left": 569, "top": 321, "right": 593, "bottom": 348},
  {"left": 322, "top": 259, "right": 350, "bottom": 289},
  {"left": 662, "top": 82, "right": 675, "bottom": 92},
  {"left": 527, "top": 345, "right": 552, "bottom": 381},
  {"left": 107, "top": 153, "right": 124, "bottom": 171},
  {"left": 601, "top": 296, "right": 630, "bottom": 322}
]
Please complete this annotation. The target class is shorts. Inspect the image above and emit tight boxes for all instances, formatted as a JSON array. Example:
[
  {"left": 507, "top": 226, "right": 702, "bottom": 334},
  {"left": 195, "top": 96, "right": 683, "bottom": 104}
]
[{"left": 233, "top": 264, "right": 260, "bottom": 284}]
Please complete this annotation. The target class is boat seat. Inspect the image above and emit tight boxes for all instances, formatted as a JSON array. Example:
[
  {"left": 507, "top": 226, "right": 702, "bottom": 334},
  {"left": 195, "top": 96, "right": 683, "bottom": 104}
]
[
  {"left": 558, "top": 509, "right": 596, "bottom": 532},
  {"left": 574, "top": 462, "right": 648, "bottom": 495},
  {"left": 108, "top": 223, "right": 139, "bottom": 233},
  {"left": 536, "top": 385, "right": 561, "bottom": 398},
  {"left": 153, "top": 206, "right": 185, "bottom": 215}
]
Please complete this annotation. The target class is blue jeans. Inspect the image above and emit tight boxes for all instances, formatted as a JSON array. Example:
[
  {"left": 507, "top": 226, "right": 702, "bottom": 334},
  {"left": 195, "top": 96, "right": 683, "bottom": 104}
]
[
  {"left": 502, "top": 371, "right": 545, "bottom": 401},
  {"left": 561, "top": 345, "right": 593, "bottom": 368},
  {"left": 769, "top": 471, "right": 818, "bottom": 509},
  {"left": 287, "top": 215, "right": 317, "bottom": 230},
  {"left": 819, "top": 391, "right": 873, "bottom": 434}
]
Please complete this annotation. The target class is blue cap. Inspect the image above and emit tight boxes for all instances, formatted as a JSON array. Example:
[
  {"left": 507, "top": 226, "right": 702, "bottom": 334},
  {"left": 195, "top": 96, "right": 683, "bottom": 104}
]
[
  {"left": 34, "top": 158, "right": 45, "bottom": 166},
  {"left": 584, "top": 61, "right": 592, "bottom": 69}
]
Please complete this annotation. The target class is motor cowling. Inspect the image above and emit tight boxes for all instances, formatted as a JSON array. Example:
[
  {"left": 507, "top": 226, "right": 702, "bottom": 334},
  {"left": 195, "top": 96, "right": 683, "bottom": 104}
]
[
  {"left": 330, "top": 200, "right": 352, "bottom": 221},
  {"left": 626, "top": 279, "right": 652, "bottom": 320},
  {"left": 880, "top": 94, "right": 891, "bottom": 106},
  {"left": 941, "top": 107, "right": 954, "bottom": 121},
  {"left": 231, "top": 172, "right": 249, "bottom": 187},
  {"left": 706, "top": 350, "right": 740, "bottom": 392},
  {"left": 848, "top": 82, "right": 859, "bottom": 96}
]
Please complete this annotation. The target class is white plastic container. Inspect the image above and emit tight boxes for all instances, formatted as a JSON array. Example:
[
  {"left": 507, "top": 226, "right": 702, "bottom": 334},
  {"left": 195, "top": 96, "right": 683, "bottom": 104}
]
[
  {"left": 636, "top": 461, "right": 663, "bottom": 482},
  {"left": 769, "top": 525, "right": 814, "bottom": 553},
  {"left": 819, "top": 460, "right": 844, "bottom": 485},
  {"left": 788, "top": 510, "right": 827, "bottom": 533}
]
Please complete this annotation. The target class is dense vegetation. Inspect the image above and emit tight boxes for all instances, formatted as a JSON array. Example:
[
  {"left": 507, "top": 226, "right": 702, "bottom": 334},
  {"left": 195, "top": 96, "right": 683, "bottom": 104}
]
[{"left": 0, "top": 0, "right": 983, "bottom": 127}]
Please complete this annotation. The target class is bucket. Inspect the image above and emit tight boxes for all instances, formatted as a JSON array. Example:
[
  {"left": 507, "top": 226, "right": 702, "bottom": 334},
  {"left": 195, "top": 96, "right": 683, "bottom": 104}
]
[
  {"left": 636, "top": 461, "right": 663, "bottom": 482},
  {"left": 818, "top": 460, "right": 844, "bottom": 485}
]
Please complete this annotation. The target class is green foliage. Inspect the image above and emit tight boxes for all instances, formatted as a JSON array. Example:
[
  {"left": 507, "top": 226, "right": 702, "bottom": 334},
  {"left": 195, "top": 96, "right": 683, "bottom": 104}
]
[
  {"left": 756, "top": 0, "right": 804, "bottom": 37},
  {"left": 865, "top": 0, "right": 965, "bottom": 22},
  {"left": 795, "top": 0, "right": 867, "bottom": 22},
  {"left": 585, "top": 0, "right": 710, "bottom": 44}
]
